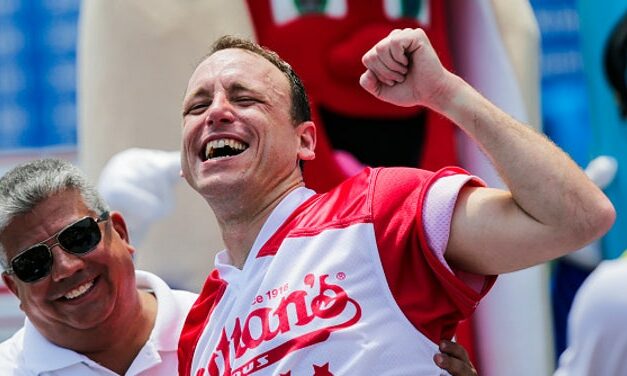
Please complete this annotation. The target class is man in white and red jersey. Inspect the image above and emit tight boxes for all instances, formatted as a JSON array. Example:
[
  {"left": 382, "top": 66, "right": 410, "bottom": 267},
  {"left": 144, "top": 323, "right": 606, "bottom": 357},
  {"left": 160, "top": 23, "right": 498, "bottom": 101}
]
[{"left": 177, "top": 28, "right": 615, "bottom": 375}]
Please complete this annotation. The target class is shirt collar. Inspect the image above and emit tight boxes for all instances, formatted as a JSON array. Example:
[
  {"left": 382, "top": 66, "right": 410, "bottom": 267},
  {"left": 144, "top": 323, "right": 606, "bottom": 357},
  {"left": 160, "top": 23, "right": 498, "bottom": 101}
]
[
  {"left": 22, "top": 318, "right": 99, "bottom": 373},
  {"left": 136, "top": 270, "right": 190, "bottom": 352}
]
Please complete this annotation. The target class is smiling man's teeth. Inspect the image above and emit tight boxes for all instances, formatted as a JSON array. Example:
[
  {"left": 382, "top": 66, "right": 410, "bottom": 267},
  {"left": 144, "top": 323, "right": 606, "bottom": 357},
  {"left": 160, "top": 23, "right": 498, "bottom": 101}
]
[
  {"left": 64, "top": 280, "right": 94, "bottom": 300},
  {"left": 205, "top": 138, "right": 248, "bottom": 160}
]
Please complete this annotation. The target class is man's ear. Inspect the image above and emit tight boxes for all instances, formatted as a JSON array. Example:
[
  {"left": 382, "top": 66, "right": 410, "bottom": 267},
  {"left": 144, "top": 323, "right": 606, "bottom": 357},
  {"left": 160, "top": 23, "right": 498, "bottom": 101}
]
[
  {"left": 2, "top": 273, "right": 19, "bottom": 299},
  {"left": 297, "top": 121, "right": 317, "bottom": 161},
  {"left": 109, "top": 211, "right": 136, "bottom": 256},
  {"left": 110, "top": 212, "right": 131, "bottom": 243}
]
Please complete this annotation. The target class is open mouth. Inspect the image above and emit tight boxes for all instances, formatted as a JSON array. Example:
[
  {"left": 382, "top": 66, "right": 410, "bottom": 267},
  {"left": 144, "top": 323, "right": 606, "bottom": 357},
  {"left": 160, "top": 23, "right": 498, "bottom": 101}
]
[
  {"left": 203, "top": 138, "right": 249, "bottom": 161},
  {"left": 319, "top": 106, "right": 426, "bottom": 167}
]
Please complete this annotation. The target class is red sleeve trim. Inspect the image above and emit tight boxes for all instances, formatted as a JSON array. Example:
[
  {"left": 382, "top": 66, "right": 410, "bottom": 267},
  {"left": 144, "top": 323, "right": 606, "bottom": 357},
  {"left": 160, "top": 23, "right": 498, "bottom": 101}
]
[{"left": 372, "top": 167, "right": 496, "bottom": 343}]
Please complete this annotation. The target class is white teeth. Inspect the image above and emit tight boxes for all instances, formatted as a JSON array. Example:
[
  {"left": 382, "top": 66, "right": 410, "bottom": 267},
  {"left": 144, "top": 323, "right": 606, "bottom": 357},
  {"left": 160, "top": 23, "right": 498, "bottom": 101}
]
[
  {"left": 205, "top": 138, "right": 248, "bottom": 160},
  {"left": 64, "top": 280, "right": 94, "bottom": 300}
]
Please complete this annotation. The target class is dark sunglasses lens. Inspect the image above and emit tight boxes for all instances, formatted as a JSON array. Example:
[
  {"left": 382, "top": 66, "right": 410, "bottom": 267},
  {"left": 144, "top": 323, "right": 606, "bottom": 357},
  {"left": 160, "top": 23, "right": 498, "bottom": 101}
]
[
  {"left": 58, "top": 217, "right": 102, "bottom": 253},
  {"left": 12, "top": 246, "right": 53, "bottom": 282}
]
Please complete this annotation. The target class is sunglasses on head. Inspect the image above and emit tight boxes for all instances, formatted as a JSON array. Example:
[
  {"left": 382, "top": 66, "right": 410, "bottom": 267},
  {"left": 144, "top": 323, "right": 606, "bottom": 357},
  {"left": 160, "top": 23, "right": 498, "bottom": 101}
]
[{"left": 4, "top": 212, "right": 110, "bottom": 283}]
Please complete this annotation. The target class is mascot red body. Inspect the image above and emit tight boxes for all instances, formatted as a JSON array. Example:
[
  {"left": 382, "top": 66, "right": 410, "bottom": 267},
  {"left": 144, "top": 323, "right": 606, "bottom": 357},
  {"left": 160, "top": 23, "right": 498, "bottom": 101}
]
[{"left": 246, "top": 0, "right": 457, "bottom": 192}]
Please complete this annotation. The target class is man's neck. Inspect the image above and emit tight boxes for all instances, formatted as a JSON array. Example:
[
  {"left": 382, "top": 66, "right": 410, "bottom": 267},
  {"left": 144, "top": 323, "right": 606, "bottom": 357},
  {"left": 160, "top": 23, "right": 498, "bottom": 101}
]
[
  {"left": 83, "top": 290, "right": 158, "bottom": 374},
  {"left": 215, "top": 183, "right": 303, "bottom": 269},
  {"left": 41, "top": 289, "right": 158, "bottom": 375}
]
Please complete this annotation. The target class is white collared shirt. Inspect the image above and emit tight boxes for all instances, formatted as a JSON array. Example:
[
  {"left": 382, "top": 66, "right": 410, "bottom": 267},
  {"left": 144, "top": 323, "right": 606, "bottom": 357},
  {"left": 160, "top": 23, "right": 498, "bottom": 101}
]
[{"left": 0, "top": 270, "right": 197, "bottom": 375}]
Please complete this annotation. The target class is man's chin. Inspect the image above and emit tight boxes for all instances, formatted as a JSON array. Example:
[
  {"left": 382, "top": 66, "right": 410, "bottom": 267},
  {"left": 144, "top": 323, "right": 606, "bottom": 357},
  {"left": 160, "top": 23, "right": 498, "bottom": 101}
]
[{"left": 195, "top": 177, "right": 246, "bottom": 199}]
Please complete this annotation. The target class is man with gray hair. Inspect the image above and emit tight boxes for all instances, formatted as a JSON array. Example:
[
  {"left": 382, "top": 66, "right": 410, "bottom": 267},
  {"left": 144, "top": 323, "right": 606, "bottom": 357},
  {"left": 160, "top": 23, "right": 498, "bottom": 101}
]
[{"left": 0, "top": 159, "right": 197, "bottom": 375}]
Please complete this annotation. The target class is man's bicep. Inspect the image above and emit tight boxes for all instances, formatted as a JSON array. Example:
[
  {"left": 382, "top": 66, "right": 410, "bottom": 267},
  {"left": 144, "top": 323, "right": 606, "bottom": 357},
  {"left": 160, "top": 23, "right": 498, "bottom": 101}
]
[{"left": 444, "top": 186, "right": 553, "bottom": 275}]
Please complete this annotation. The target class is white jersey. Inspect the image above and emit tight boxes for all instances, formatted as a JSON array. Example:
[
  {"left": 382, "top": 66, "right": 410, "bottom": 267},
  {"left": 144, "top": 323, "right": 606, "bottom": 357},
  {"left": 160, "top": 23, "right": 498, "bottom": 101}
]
[{"left": 179, "top": 167, "right": 495, "bottom": 375}]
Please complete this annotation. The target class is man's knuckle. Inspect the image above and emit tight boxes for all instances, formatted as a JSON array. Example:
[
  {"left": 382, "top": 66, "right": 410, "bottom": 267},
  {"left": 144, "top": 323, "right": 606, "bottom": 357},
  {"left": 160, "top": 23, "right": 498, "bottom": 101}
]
[{"left": 375, "top": 43, "right": 388, "bottom": 54}]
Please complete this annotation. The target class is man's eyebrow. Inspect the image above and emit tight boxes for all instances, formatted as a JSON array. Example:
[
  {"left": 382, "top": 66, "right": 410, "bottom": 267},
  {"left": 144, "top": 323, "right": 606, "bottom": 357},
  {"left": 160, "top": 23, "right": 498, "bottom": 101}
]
[
  {"left": 183, "top": 86, "right": 211, "bottom": 106},
  {"left": 183, "top": 81, "right": 266, "bottom": 111},
  {"left": 229, "top": 82, "right": 271, "bottom": 103},
  {"left": 229, "top": 82, "right": 262, "bottom": 96}
]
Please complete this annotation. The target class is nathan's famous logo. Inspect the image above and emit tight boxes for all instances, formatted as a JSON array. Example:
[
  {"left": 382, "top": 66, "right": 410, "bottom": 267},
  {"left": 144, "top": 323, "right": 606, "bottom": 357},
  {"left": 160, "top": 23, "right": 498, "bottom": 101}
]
[{"left": 198, "top": 273, "right": 362, "bottom": 376}]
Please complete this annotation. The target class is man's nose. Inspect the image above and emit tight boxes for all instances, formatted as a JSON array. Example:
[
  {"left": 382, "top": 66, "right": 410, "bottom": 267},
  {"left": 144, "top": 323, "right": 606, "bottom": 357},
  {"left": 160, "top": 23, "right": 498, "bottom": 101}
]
[
  {"left": 205, "top": 95, "right": 236, "bottom": 126},
  {"left": 49, "top": 246, "right": 85, "bottom": 282}
]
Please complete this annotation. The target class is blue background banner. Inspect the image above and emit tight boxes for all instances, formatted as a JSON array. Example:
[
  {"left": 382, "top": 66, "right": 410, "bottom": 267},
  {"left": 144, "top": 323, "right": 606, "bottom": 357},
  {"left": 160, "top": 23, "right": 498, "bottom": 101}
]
[{"left": 0, "top": 0, "right": 79, "bottom": 152}]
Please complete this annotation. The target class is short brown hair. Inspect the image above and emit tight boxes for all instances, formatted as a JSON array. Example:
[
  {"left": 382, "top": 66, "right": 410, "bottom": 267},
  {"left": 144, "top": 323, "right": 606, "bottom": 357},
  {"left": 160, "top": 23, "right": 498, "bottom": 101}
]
[{"left": 207, "top": 35, "right": 312, "bottom": 125}]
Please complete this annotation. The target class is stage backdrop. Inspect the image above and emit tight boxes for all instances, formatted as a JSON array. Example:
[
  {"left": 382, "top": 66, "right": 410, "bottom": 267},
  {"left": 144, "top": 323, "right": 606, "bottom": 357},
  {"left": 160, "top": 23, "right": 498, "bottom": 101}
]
[{"left": 0, "top": 0, "right": 81, "bottom": 340}]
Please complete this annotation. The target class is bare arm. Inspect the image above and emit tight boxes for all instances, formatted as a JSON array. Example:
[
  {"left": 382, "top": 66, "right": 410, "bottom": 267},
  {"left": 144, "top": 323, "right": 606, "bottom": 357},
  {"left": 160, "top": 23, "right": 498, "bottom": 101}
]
[{"left": 360, "top": 28, "right": 615, "bottom": 275}]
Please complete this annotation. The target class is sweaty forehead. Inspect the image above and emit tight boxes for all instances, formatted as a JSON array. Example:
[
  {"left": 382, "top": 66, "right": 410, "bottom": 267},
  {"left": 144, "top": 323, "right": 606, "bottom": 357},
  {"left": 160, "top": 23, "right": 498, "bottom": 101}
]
[{"left": 186, "top": 48, "right": 289, "bottom": 95}]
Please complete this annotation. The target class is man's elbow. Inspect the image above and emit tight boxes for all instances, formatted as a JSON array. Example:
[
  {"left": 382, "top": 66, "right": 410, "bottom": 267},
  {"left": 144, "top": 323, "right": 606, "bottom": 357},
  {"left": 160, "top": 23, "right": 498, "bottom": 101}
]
[
  {"left": 581, "top": 197, "right": 616, "bottom": 244},
  {"left": 597, "top": 198, "right": 616, "bottom": 236}
]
